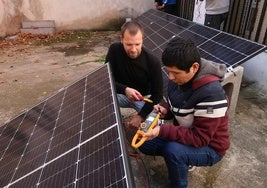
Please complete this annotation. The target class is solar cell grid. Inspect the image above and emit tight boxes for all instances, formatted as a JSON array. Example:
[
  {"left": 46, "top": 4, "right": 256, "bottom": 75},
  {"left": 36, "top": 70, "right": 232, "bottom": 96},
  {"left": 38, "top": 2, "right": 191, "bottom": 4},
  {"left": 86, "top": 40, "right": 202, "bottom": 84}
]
[
  {"left": 0, "top": 64, "right": 134, "bottom": 188},
  {"left": 137, "top": 9, "right": 267, "bottom": 69},
  {"left": 198, "top": 49, "right": 225, "bottom": 65},
  {"left": 179, "top": 30, "right": 206, "bottom": 45},
  {"left": 157, "top": 27, "right": 175, "bottom": 40},
  {"left": 189, "top": 24, "right": 220, "bottom": 39}
]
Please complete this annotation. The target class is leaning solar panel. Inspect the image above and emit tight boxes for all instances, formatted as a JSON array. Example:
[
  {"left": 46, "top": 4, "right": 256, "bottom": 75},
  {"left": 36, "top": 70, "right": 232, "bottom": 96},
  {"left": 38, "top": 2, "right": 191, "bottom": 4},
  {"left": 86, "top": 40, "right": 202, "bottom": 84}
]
[
  {"left": 136, "top": 9, "right": 267, "bottom": 69},
  {"left": 0, "top": 64, "right": 134, "bottom": 188}
]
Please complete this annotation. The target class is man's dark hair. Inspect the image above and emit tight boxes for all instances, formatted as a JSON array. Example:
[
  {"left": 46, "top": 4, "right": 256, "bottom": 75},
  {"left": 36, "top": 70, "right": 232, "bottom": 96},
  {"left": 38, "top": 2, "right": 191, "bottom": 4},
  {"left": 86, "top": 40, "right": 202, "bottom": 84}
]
[
  {"left": 162, "top": 36, "right": 201, "bottom": 72},
  {"left": 121, "top": 21, "right": 144, "bottom": 37}
]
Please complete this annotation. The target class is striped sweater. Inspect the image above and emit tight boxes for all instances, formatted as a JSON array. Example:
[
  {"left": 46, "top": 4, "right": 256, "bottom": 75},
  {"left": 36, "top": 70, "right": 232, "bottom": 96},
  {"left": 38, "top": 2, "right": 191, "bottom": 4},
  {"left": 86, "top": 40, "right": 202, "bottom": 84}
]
[{"left": 159, "top": 58, "right": 230, "bottom": 155}]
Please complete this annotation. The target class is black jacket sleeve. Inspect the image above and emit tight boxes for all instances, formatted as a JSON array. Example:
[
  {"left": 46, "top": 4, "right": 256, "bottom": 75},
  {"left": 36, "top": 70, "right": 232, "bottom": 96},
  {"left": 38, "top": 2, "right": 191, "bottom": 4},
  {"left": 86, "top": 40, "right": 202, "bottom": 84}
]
[{"left": 105, "top": 43, "right": 127, "bottom": 94}]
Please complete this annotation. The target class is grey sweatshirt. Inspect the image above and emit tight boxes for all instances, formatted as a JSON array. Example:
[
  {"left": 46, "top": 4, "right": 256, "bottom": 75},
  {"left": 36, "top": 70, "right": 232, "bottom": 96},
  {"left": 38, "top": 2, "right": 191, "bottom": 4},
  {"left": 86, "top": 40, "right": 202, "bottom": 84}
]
[{"left": 205, "top": 0, "right": 230, "bottom": 15}]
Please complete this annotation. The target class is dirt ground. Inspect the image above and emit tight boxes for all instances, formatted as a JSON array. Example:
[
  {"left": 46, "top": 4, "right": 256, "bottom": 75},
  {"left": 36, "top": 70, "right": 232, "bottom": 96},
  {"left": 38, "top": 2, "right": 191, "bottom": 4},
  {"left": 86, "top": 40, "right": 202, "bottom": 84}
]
[{"left": 0, "top": 31, "right": 266, "bottom": 188}]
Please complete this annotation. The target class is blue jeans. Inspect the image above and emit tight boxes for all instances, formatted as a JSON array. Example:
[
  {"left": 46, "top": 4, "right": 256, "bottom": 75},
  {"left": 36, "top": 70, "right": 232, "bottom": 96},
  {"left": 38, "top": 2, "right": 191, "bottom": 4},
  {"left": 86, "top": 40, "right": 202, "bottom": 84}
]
[
  {"left": 117, "top": 94, "right": 145, "bottom": 113},
  {"left": 139, "top": 137, "right": 223, "bottom": 188}
]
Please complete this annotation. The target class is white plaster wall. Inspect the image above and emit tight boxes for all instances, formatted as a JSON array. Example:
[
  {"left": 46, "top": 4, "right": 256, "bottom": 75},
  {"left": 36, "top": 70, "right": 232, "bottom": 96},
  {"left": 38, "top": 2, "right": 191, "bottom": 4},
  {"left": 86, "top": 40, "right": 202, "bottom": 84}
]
[
  {"left": 0, "top": 0, "right": 154, "bottom": 36},
  {"left": 242, "top": 52, "right": 267, "bottom": 93},
  {"left": 0, "top": 0, "right": 23, "bottom": 36},
  {"left": 0, "top": 1, "right": 3, "bottom": 27}
]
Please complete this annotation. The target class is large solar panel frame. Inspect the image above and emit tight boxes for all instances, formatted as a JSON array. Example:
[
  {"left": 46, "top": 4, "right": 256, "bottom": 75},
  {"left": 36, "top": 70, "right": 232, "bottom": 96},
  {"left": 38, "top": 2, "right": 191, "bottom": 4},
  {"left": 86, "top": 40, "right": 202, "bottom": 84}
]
[
  {"left": 0, "top": 63, "right": 134, "bottom": 188},
  {"left": 136, "top": 9, "right": 267, "bottom": 71}
]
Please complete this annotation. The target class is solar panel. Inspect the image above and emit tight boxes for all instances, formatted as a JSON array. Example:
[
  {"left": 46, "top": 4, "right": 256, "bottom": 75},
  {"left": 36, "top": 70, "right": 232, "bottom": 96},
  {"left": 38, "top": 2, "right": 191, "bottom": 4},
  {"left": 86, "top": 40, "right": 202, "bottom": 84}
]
[
  {"left": 0, "top": 64, "right": 134, "bottom": 188},
  {"left": 136, "top": 9, "right": 267, "bottom": 70}
]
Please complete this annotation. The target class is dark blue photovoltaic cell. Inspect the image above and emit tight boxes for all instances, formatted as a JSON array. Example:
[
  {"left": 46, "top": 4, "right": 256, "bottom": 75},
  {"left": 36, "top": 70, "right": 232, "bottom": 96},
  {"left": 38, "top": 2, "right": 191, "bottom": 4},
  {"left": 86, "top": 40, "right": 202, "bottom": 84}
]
[
  {"left": 172, "top": 17, "right": 194, "bottom": 29},
  {"left": 150, "top": 32, "right": 167, "bottom": 47},
  {"left": 157, "top": 27, "right": 176, "bottom": 40},
  {"left": 212, "top": 33, "right": 265, "bottom": 55},
  {"left": 151, "top": 47, "right": 166, "bottom": 61},
  {"left": 199, "top": 40, "right": 246, "bottom": 66},
  {"left": 143, "top": 37, "right": 158, "bottom": 51},
  {"left": 143, "top": 26, "right": 154, "bottom": 36},
  {"left": 153, "top": 17, "right": 170, "bottom": 27},
  {"left": 9, "top": 170, "right": 41, "bottom": 188},
  {"left": 78, "top": 127, "right": 126, "bottom": 188},
  {"left": 164, "top": 23, "right": 186, "bottom": 35},
  {"left": 39, "top": 150, "right": 78, "bottom": 188},
  {"left": 190, "top": 24, "right": 220, "bottom": 39},
  {"left": 178, "top": 30, "right": 207, "bottom": 45},
  {"left": 198, "top": 49, "right": 226, "bottom": 65},
  {"left": 138, "top": 9, "right": 267, "bottom": 68},
  {"left": 0, "top": 64, "right": 134, "bottom": 188},
  {"left": 148, "top": 22, "right": 162, "bottom": 32}
]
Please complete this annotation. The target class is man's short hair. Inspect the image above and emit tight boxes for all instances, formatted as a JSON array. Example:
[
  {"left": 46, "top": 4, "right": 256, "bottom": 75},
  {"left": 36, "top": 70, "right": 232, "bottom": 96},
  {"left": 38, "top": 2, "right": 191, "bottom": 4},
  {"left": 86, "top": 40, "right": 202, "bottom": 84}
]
[
  {"left": 162, "top": 36, "right": 201, "bottom": 72},
  {"left": 121, "top": 21, "right": 144, "bottom": 38}
]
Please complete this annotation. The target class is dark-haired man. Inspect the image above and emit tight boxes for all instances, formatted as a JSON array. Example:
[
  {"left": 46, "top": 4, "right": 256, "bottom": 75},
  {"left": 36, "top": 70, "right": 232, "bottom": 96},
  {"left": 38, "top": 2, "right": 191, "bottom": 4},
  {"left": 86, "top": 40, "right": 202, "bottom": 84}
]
[
  {"left": 140, "top": 36, "right": 230, "bottom": 187},
  {"left": 105, "top": 21, "right": 163, "bottom": 127}
]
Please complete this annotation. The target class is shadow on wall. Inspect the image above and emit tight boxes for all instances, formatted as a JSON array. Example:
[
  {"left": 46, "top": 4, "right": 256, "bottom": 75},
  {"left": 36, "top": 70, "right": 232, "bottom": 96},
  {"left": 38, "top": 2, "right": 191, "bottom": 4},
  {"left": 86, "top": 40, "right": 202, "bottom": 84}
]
[{"left": 119, "top": 8, "right": 139, "bottom": 20}]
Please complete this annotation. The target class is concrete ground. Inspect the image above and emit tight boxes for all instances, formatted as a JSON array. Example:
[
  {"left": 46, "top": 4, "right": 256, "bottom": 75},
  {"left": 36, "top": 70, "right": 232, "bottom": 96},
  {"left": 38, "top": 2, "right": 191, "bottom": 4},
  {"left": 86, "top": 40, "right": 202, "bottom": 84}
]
[{"left": 0, "top": 31, "right": 266, "bottom": 188}]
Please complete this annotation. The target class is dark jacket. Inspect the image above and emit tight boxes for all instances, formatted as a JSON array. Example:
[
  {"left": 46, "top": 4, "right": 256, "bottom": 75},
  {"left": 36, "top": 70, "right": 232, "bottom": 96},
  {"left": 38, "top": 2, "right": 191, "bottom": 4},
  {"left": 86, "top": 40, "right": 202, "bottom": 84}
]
[
  {"left": 105, "top": 42, "right": 163, "bottom": 119},
  {"left": 159, "top": 58, "right": 230, "bottom": 155}
]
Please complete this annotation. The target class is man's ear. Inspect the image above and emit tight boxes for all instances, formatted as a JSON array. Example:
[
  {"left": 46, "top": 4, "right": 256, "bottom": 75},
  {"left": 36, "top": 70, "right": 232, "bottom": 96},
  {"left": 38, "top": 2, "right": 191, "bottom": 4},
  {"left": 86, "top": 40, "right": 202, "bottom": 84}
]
[{"left": 120, "top": 35, "right": 123, "bottom": 43}]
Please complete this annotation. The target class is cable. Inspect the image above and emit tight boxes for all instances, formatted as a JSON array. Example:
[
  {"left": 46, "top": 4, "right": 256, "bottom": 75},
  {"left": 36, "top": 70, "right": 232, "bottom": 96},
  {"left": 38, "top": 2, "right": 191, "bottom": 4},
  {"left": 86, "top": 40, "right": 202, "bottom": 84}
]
[
  {"left": 122, "top": 113, "right": 151, "bottom": 188},
  {"left": 129, "top": 150, "right": 151, "bottom": 188}
]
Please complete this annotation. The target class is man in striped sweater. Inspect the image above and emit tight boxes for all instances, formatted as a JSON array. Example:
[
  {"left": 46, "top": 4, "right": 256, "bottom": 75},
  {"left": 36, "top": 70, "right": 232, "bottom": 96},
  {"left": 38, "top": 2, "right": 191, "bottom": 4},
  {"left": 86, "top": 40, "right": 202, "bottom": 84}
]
[{"left": 140, "top": 36, "right": 230, "bottom": 188}]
